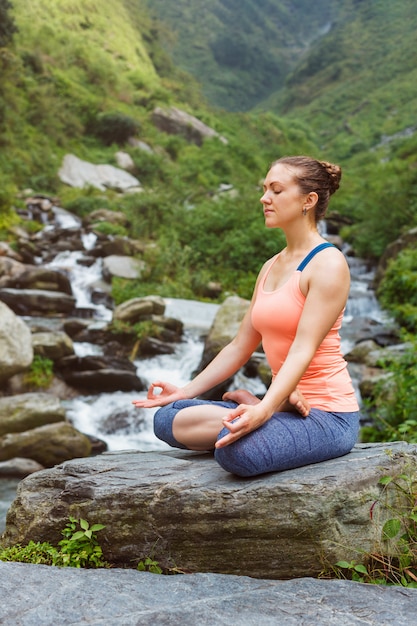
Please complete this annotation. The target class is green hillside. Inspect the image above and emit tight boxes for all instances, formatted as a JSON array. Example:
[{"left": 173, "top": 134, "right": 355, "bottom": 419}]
[
  {"left": 1, "top": 0, "right": 416, "bottom": 269},
  {"left": 262, "top": 0, "right": 417, "bottom": 156},
  {"left": 144, "top": 0, "right": 339, "bottom": 111}
]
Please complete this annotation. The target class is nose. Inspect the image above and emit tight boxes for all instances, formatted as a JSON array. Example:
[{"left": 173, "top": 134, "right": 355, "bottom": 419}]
[{"left": 260, "top": 191, "right": 270, "bottom": 204}]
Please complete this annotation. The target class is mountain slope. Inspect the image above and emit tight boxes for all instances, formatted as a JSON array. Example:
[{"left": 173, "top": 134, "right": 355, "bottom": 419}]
[
  {"left": 258, "top": 0, "right": 417, "bottom": 156},
  {"left": 144, "top": 0, "right": 339, "bottom": 111}
]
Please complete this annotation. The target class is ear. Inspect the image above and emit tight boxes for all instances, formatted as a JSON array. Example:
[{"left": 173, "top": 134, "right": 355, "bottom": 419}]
[{"left": 305, "top": 192, "right": 318, "bottom": 209}]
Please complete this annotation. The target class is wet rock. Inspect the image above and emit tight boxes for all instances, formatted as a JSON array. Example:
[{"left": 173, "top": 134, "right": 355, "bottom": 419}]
[
  {"left": 113, "top": 295, "right": 166, "bottom": 324},
  {"left": 0, "top": 457, "right": 44, "bottom": 478},
  {"left": 138, "top": 336, "right": 176, "bottom": 356},
  {"left": 56, "top": 354, "right": 145, "bottom": 393},
  {"left": 0, "top": 392, "right": 66, "bottom": 436},
  {"left": 32, "top": 330, "right": 75, "bottom": 360},
  {"left": 0, "top": 302, "right": 33, "bottom": 384},
  {"left": 0, "top": 421, "right": 92, "bottom": 467},
  {"left": 0, "top": 288, "right": 76, "bottom": 316}
]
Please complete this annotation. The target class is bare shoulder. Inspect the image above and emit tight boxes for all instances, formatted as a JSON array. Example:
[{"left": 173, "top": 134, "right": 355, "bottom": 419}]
[{"left": 301, "top": 246, "right": 350, "bottom": 297}]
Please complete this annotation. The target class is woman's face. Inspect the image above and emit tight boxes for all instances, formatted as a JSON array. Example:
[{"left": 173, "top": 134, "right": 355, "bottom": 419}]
[{"left": 260, "top": 163, "right": 306, "bottom": 229}]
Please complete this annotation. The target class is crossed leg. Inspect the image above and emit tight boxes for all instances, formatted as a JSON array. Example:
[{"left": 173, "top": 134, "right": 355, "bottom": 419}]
[{"left": 171, "top": 387, "right": 310, "bottom": 451}]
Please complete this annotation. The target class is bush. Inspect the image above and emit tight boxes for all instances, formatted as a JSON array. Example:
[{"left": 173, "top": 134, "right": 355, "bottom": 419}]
[
  {"left": 361, "top": 337, "right": 417, "bottom": 443},
  {"left": 89, "top": 111, "right": 139, "bottom": 146},
  {"left": 377, "top": 248, "right": 417, "bottom": 332}
]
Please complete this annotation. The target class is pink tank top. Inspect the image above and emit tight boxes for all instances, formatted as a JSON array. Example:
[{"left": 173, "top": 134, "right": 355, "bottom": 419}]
[{"left": 251, "top": 252, "right": 359, "bottom": 412}]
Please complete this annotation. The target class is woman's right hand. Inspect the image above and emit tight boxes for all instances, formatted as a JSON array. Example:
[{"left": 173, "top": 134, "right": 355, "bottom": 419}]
[{"left": 132, "top": 381, "right": 186, "bottom": 409}]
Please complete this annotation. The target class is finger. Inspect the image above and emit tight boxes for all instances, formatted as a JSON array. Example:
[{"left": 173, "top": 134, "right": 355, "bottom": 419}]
[
  {"left": 215, "top": 431, "right": 241, "bottom": 448},
  {"left": 222, "top": 404, "right": 247, "bottom": 423}
]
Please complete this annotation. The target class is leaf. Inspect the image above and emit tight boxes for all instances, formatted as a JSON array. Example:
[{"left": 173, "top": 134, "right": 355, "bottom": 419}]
[
  {"left": 379, "top": 476, "right": 394, "bottom": 485},
  {"left": 80, "top": 519, "right": 89, "bottom": 531},
  {"left": 382, "top": 518, "right": 401, "bottom": 539},
  {"left": 90, "top": 524, "right": 106, "bottom": 532},
  {"left": 335, "top": 561, "right": 351, "bottom": 569},
  {"left": 70, "top": 531, "right": 85, "bottom": 541},
  {"left": 354, "top": 564, "right": 368, "bottom": 575}
]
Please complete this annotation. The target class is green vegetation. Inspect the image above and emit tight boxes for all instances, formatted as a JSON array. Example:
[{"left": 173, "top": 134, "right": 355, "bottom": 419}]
[
  {"left": 0, "top": 517, "right": 108, "bottom": 568},
  {"left": 145, "top": 0, "right": 339, "bottom": 111},
  {"left": 361, "top": 337, "right": 417, "bottom": 444},
  {"left": 325, "top": 460, "right": 417, "bottom": 587},
  {"left": 0, "top": 0, "right": 18, "bottom": 47},
  {"left": 137, "top": 556, "right": 163, "bottom": 574},
  {"left": 377, "top": 249, "right": 417, "bottom": 333},
  {"left": 23, "top": 355, "right": 54, "bottom": 389}
]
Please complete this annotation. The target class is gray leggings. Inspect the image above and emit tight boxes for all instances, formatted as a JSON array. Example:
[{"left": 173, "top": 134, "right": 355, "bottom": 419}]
[{"left": 153, "top": 399, "right": 360, "bottom": 477}]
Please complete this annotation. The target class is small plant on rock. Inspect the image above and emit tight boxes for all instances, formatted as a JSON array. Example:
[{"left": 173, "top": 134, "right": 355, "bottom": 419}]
[
  {"left": 327, "top": 457, "right": 417, "bottom": 587},
  {"left": 0, "top": 517, "right": 108, "bottom": 569},
  {"left": 53, "top": 517, "right": 107, "bottom": 568}
]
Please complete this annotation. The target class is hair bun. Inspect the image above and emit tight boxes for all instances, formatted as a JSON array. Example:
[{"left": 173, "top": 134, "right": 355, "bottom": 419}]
[{"left": 320, "top": 161, "right": 342, "bottom": 194}]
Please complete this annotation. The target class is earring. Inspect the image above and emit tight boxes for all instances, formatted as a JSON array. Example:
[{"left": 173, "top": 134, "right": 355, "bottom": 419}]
[{"left": 302, "top": 207, "right": 307, "bottom": 216}]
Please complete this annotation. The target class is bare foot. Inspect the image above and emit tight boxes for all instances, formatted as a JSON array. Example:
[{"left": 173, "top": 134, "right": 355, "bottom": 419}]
[
  {"left": 222, "top": 389, "right": 261, "bottom": 406},
  {"left": 279, "top": 388, "right": 310, "bottom": 418},
  {"left": 223, "top": 387, "right": 310, "bottom": 418}
]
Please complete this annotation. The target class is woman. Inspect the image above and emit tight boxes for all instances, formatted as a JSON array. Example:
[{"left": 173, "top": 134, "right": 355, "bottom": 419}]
[{"left": 133, "top": 155, "right": 360, "bottom": 477}]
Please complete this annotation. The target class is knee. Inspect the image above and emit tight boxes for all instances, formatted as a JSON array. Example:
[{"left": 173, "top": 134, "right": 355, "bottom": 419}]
[
  {"left": 214, "top": 430, "right": 260, "bottom": 478},
  {"left": 153, "top": 404, "right": 188, "bottom": 450}
]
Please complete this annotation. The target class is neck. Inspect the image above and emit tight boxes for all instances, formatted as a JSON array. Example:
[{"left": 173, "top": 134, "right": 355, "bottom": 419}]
[{"left": 282, "top": 225, "right": 323, "bottom": 254}]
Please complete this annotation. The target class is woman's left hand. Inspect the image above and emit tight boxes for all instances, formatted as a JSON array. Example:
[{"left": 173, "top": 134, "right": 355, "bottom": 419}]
[{"left": 215, "top": 403, "right": 270, "bottom": 448}]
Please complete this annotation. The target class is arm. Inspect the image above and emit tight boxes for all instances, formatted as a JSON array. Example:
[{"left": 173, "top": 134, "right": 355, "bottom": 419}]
[
  {"left": 216, "top": 249, "right": 351, "bottom": 447},
  {"left": 132, "top": 269, "right": 267, "bottom": 408}
]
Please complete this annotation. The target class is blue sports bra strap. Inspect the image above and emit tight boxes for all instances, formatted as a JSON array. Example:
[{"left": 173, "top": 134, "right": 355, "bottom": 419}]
[{"left": 296, "top": 242, "right": 336, "bottom": 272}]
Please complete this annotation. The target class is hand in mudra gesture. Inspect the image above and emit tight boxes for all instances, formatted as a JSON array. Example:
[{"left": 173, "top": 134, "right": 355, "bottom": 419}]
[{"left": 132, "top": 381, "right": 185, "bottom": 409}]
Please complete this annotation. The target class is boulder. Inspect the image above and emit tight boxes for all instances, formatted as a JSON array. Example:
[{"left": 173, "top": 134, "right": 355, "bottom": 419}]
[
  {"left": 0, "top": 563, "right": 415, "bottom": 626},
  {"left": 152, "top": 106, "right": 228, "bottom": 146},
  {"left": 0, "top": 421, "right": 92, "bottom": 467},
  {"left": 55, "top": 354, "right": 145, "bottom": 393},
  {"left": 0, "top": 288, "right": 76, "bottom": 316},
  {"left": 374, "top": 227, "right": 417, "bottom": 288},
  {"left": 113, "top": 295, "right": 166, "bottom": 324},
  {"left": 115, "top": 151, "right": 135, "bottom": 171},
  {"left": 0, "top": 302, "right": 33, "bottom": 384},
  {"left": 0, "top": 256, "right": 26, "bottom": 286},
  {"left": 3, "top": 265, "right": 72, "bottom": 294},
  {"left": 84, "top": 209, "right": 129, "bottom": 227},
  {"left": 32, "top": 330, "right": 75, "bottom": 360},
  {"left": 2, "top": 442, "right": 416, "bottom": 579},
  {"left": 200, "top": 295, "right": 250, "bottom": 365},
  {"left": 102, "top": 255, "right": 146, "bottom": 281},
  {"left": 58, "top": 154, "right": 141, "bottom": 192},
  {"left": 0, "top": 392, "right": 66, "bottom": 436},
  {"left": 92, "top": 236, "right": 145, "bottom": 258},
  {"left": 0, "top": 457, "right": 44, "bottom": 478},
  {"left": 0, "top": 241, "right": 24, "bottom": 262},
  {"left": 196, "top": 295, "right": 260, "bottom": 398}
]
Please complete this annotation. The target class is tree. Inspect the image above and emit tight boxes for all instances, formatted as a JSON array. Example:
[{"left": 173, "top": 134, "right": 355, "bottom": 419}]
[{"left": 0, "top": 0, "right": 18, "bottom": 47}]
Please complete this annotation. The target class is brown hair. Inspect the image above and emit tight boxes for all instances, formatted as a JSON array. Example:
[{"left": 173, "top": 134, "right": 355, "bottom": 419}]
[{"left": 271, "top": 155, "right": 342, "bottom": 221}]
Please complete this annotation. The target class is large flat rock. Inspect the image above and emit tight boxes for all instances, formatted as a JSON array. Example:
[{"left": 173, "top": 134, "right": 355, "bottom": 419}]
[
  {"left": 0, "top": 562, "right": 415, "bottom": 625},
  {"left": 2, "top": 442, "right": 417, "bottom": 579}
]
